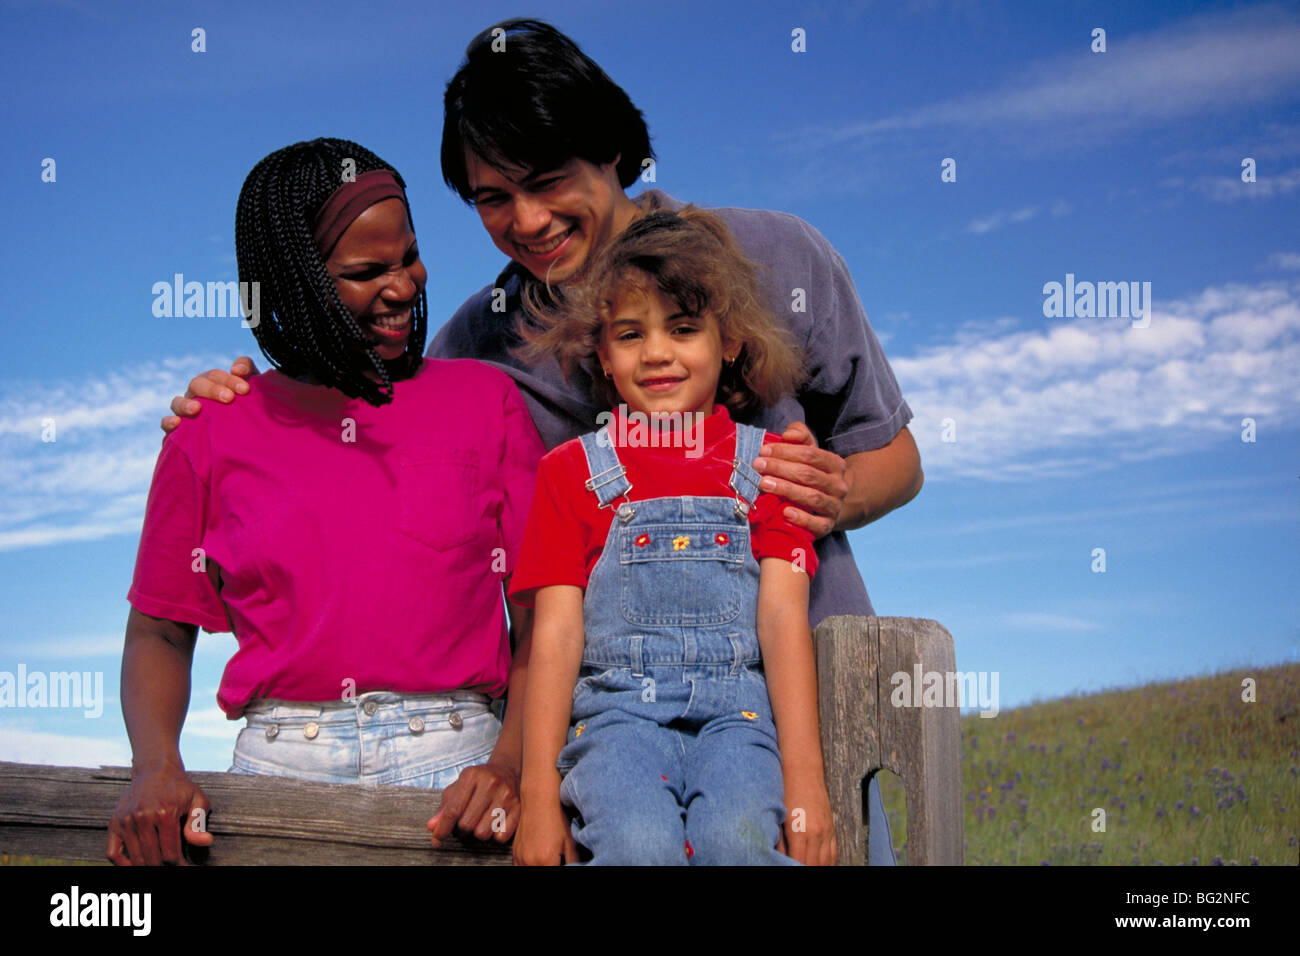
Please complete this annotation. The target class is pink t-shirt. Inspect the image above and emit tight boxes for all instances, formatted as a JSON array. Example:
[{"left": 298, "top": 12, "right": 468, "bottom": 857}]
[{"left": 127, "top": 360, "right": 545, "bottom": 717}]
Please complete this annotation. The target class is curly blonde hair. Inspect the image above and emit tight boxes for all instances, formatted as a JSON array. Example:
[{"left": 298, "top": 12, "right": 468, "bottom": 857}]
[{"left": 515, "top": 206, "right": 804, "bottom": 416}]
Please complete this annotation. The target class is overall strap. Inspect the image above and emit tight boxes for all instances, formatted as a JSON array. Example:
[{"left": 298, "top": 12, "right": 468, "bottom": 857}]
[
  {"left": 579, "top": 428, "right": 633, "bottom": 510},
  {"left": 728, "top": 423, "right": 766, "bottom": 517}
]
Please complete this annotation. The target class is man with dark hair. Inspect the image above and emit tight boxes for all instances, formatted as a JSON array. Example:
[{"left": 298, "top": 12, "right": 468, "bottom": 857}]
[
  {"left": 440, "top": 19, "right": 652, "bottom": 213},
  {"left": 169, "top": 17, "right": 921, "bottom": 864},
  {"left": 432, "top": 19, "right": 921, "bottom": 865}
]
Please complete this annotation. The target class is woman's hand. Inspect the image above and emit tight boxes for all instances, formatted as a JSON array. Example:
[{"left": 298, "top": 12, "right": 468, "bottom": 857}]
[
  {"left": 780, "top": 774, "right": 837, "bottom": 867},
  {"left": 513, "top": 796, "right": 578, "bottom": 866},
  {"left": 106, "top": 765, "right": 213, "bottom": 865},
  {"left": 427, "top": 761, "right": 520, "bottom": 847}
]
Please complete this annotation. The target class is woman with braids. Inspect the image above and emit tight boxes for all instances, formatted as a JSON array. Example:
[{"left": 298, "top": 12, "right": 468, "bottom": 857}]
[{"left": 106, "top": 138, "right": 545, "bottom": 865}]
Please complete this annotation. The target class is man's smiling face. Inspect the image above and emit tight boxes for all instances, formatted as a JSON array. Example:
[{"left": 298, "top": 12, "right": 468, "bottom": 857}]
[{"left": 464, "top": 150, "right": 637, "bottom": 285}]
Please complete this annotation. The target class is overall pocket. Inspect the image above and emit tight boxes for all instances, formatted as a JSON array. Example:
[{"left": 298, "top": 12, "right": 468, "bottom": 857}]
[{"left": 618, "top": 522, "right": 746, "bottom": 626}]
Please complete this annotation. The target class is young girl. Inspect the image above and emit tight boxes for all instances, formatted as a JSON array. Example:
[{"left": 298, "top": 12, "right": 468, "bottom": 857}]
[{"left": 510, "top": 208, "right": 837, "bottom": 865}]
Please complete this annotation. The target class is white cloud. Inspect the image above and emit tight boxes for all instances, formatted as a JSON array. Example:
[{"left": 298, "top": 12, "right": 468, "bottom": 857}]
[
  {"left": 181, "top": 705, "right": 243, "bottom": 741},
  {"left": 1160, "top": 122, "right": 1300, "bottom": 168},
  {"left": 1265, "top": 252, "right": 1300, "bottom": 271},
  {"left": 0, "top": 728, "right": 130, "bottom": 767},
  {"left": 798, "top": 7, "right": 1300, "bottom": 151},
  {"left": 1, "top": 633, "right": 125, "bottom": 659},
  {"left": 966, "top": 206, "right": 1039, "bottom": 235},
  {"left": 1174, "top": 166, "right": 1300, "bottom": 201},
  {"left": 897, "top": 280, "right": 1300, "bottom": 480},
  {"left": 0, "top": 356, "right": 228, "bottom": 553}
]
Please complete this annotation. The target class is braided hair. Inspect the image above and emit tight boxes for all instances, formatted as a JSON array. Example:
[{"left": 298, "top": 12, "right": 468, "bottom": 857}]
[{"left": 234, "top": 138, "right": 427, "bottom": 405}]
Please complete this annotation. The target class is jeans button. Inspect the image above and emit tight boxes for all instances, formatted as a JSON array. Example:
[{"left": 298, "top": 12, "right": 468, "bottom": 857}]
[
  {"left": 448, "top": 712, "right": 463, "bottom": 730},
  {"left": 303, "top": 721, "right": 319, "bottom": 740},
  {"left": 363, "top": 700, "right": 378, "bottom": 716},
  {"left": 408, "top": 716, "right": 425, "bottom": 734},
  {"left": 264, "top": 723, "right": 279, "bottom": 740}
]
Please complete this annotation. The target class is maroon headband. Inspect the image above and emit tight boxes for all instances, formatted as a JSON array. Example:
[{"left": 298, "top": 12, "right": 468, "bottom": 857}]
[{"left": 311, "top": 169, "right": 409, "bottom": 257}]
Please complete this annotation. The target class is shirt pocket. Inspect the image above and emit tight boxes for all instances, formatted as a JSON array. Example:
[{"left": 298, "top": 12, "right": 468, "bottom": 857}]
[{"left": 398, "top": 450, "right": 481, "bottom": 552}]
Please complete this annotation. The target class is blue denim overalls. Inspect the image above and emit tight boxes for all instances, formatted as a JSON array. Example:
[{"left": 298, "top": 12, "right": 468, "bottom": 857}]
[{"left": 556, "top": 422, "right": 797, "bottom": 865}]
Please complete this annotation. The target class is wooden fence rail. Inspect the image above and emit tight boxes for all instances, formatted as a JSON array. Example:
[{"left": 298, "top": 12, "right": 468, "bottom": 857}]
[{"left": 0, "top": 616, "right": 962, "bottom": 865}]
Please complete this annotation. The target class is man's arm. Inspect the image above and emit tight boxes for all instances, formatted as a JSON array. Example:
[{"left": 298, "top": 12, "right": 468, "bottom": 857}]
[{"left": 714, "top": 204, "right": 920, "bottom": 539}]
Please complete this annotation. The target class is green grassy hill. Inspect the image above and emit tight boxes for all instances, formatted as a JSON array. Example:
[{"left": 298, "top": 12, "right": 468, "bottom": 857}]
[{"left": 880, "top": 663, "right": 1299, "bottom": 865}]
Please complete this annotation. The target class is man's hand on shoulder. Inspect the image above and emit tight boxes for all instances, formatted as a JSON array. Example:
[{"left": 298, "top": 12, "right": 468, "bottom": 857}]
[
  {"left": 752, "top": 422, "right": 847, "bottom": 539},
  {"left": 753, "top": 422, "right": 922, "bottom": 536},
  {"left": 161, "top": 357, "right": 258, "bottom": 434}
]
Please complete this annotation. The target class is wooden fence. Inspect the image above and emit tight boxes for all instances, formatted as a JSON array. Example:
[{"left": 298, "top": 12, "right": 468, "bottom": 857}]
[{"left": 0, "top": 616, "right": 962, "bottom": 865}]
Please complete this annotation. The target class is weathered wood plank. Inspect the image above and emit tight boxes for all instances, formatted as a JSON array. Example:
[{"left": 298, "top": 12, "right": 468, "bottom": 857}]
[
  {"left": 875, "top": 618, "right": 964, "bottom": 865},
  {"left": 816, "top": 616, "right": 964, "bottom": 866},
  {"left": 815, "top": 614, "right": 878, "bottom": 866},
  {"left": 0, "top": 762, "right": 510, "bottom": 865},
  {"left": 0, "top": 615, "right": 963, "bottom": 866}
]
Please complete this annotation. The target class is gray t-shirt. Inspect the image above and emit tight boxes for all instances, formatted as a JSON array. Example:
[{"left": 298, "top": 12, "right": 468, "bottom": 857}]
[{"left": 428, "top": 190, "right": 912, "bottom": 625}]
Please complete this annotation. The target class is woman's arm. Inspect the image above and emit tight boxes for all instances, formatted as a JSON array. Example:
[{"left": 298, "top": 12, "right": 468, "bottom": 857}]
[
  {"left": 492, "top": 598, "right": 532, "bottom": 774},
  {"left": 513, "top": 584, "right": 585, "bottom": 865},
  {"left": 756, "top": 557, "right": 837, "bottom": 866},
  {"left": 105, "top": 608, "right": 214, "bottom": 865},
  {"left": 427, "top": 596, "right": 534, "bottom": 846}
]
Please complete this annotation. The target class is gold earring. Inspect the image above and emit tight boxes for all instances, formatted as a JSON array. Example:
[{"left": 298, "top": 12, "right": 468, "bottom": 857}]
[{"left": 604, "top": 368, "right": 612, "bottom": 379}]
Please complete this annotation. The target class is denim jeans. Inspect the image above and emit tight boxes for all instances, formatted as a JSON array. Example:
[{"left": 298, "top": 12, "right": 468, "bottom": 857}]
[
  {"left": 229, "top": 690, "right": 499, "bottom": 789},
  {"left": 559, "top": 662, "right": 796, "bottom": 865},
  {"left": 559, "top": 422, "right": 797, "bottom": 864}
]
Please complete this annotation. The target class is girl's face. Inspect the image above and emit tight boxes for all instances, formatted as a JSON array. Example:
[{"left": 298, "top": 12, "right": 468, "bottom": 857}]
[
  {"left": 597, "top": 279, "right": 737, "bottom": 419},
  {"left": 325, "top": 198, "right": 426, "bottom": 361}
]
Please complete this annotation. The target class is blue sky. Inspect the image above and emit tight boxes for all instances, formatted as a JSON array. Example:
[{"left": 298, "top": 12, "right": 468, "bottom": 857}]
[{"left": 1, "top": 0, "right": 1297, "bottom": 771}]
